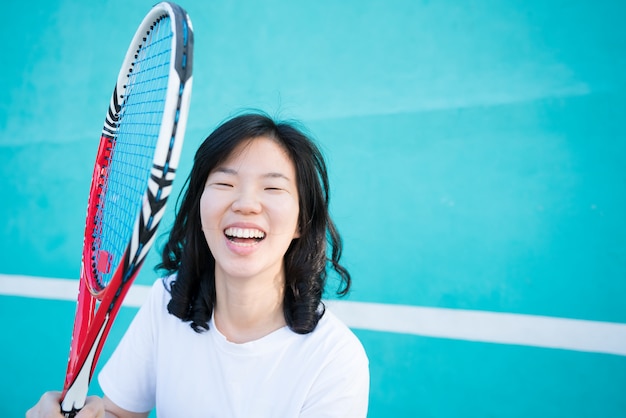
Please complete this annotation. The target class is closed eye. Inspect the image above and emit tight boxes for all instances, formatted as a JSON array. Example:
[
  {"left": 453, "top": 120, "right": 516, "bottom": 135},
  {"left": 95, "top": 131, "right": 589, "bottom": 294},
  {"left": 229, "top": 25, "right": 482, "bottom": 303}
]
[
  {"left": 265, "top": 184, "right": 291, "bottom": 193},
  {"left": 212, "top": 182, "right": 234, "bottom": 188}
]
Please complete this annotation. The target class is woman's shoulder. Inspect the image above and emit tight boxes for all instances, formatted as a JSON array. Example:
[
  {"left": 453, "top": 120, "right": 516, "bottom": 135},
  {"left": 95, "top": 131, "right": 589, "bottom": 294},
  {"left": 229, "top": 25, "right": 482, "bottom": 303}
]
[
  {"left": 309, "top": 305, "right": 368, "bottom": 362},
  {"left": 160, "top": 274, "right": 176, "bottom": 290},
  {"left": 132, "top": 275, "right": 176, "bottom": 317},
  {"left": 148, "top": 274, "right": 176, "bottom": 300},
  {"left": 316, "top": 307, "right": 351, "bottom": 335},
  {"left": 306, "top": 308, "right": 369, "bottom": 382}
]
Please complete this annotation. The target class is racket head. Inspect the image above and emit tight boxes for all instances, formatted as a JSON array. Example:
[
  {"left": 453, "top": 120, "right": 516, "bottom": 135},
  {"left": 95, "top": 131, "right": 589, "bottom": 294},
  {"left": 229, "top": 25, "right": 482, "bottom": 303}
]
[
  {"left": 82, "top": 1, "right": 193, "bottom": 297},
  {"left": 61, "top": 2, "right": 193, "bottom": 414}
]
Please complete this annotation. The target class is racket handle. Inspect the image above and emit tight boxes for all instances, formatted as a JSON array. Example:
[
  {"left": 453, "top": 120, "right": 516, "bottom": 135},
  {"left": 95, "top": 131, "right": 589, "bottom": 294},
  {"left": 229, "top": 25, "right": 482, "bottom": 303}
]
[{"left": 63, "top": 409, "right": 78, "bottom": 418}]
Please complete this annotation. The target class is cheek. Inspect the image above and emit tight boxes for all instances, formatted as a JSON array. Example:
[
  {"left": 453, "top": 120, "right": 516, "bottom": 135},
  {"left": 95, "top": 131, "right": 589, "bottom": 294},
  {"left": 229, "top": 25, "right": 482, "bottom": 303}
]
[
  {"left": 199, "top": 190, "right": 219, "bottom": 230},
  {"left": 292, "top": 205, "right": 301, "bottom": 237},
  {"left": 275, "top": 199, "right": 300, "bottom": 234}
]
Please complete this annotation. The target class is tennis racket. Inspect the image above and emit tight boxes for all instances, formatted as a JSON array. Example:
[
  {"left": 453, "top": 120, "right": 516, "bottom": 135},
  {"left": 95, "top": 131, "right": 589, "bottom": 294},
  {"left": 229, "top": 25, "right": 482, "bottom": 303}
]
[{"left": 59, "top": 2, "right": 193, "bottom": 416}]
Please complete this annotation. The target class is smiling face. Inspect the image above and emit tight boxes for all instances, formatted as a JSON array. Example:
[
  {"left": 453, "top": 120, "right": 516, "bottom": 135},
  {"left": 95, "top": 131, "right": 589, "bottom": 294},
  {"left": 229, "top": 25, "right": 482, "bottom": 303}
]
[{"left": 200, "top": 136, "right": 300, "bottom": 284}]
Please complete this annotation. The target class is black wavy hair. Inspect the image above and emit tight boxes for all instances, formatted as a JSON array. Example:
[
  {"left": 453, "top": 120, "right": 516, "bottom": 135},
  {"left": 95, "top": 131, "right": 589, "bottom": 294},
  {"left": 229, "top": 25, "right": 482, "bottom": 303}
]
[{"left": 157, "top": 112, "right": 351, "bottom": 334}]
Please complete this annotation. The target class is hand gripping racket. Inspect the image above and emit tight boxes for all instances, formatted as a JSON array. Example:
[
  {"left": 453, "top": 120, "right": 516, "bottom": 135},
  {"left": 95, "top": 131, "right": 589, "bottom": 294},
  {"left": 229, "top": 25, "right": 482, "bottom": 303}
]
[{"left": 59, "top": 3, "right": 193, "bottom": 416}]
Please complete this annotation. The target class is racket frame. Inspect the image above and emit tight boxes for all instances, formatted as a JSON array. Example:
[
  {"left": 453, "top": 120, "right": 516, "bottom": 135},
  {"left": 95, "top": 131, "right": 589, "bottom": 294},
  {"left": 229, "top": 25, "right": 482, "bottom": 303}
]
[{"left": 60, "top": 2, "right": 193, "bottom": 415}]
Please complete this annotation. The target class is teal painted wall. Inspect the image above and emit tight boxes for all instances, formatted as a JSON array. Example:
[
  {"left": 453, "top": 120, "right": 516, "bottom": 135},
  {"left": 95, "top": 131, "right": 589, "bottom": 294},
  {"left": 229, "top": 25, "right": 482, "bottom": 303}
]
[{"left": 1, "top": 0, "right": 625, "bottom": 416}]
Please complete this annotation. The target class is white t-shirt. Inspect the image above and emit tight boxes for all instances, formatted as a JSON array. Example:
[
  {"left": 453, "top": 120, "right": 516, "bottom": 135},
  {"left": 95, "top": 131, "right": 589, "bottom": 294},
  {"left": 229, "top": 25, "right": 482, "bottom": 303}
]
[{"left": 98, "top": 278, "right": 369, "bottom": 417}]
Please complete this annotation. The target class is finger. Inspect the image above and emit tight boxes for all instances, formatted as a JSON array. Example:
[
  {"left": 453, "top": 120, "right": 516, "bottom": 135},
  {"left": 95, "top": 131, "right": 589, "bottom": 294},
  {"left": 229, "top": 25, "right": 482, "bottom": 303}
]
[
  {"left": 74, "top": 396, "right": 105, "bottom": 418},
  {"left": 26, "top": 391, "right": 64, "bottom": 418}
]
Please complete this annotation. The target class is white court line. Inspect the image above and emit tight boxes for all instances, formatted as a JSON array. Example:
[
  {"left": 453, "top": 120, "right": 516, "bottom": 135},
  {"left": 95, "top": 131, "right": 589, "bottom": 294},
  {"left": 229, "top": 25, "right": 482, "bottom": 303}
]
[
  {"left": 0, "top": 274, "right": 152, "bottom": 307},
  {"left": 2, "top": 274, "right": 625, "bottom": 356},
  {"left": 325, "top": 300, "right": 626, "bottom": 356}
]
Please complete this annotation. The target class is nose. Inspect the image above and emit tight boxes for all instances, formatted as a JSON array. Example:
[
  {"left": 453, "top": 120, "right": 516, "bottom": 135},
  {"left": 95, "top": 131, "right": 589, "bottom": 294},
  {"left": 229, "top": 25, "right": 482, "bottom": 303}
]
[{"left": 231, "top": 187, "right": 262, "bottom": 214}]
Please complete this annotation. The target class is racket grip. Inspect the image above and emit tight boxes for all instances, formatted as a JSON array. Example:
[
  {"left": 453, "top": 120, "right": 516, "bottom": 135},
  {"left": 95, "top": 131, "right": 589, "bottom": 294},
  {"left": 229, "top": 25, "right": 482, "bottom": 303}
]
[{"left": 63, "top": 410, "right": 78, "bottom": 418}]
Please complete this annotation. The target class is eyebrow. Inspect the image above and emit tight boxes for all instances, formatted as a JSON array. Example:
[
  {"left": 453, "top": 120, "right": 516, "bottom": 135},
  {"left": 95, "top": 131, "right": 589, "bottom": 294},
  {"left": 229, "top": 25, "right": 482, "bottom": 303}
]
[{"left": 212, "top": 166, "right": 292, "bottom": 181}]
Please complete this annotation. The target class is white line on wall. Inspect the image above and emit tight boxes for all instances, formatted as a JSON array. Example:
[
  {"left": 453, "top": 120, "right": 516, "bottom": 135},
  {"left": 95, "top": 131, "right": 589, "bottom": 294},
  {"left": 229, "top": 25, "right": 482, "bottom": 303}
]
[
  {"left": 325, "top": 300, "right": 626, "bottom": 356},
  {"left": 2, "top": 274, "right": 625, "bottom": 356}
]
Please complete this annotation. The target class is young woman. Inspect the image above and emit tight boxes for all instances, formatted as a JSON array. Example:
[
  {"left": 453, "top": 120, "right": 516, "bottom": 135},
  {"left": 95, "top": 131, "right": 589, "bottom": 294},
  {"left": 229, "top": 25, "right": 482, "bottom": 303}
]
[{"left": 27, "top": 113, "right": 369, "bottom": 418}]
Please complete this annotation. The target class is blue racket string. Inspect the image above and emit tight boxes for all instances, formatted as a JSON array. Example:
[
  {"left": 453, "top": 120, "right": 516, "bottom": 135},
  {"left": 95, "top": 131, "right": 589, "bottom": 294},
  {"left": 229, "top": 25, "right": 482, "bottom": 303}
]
[{"left": 93, "top": 16, "right": 172, "bottom": 290}]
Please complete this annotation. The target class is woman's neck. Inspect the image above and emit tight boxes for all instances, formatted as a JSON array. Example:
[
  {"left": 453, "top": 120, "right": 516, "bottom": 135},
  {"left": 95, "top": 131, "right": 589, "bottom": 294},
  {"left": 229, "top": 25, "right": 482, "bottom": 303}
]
[{"left": 213, "top": 269, "right": 287, "bottom": 344}]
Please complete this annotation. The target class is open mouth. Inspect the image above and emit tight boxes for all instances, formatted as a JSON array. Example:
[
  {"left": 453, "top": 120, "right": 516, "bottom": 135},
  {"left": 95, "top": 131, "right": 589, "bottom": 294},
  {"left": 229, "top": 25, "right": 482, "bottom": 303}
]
[{"left": 224, "top": 227, "right": 266, "bottom": 245}]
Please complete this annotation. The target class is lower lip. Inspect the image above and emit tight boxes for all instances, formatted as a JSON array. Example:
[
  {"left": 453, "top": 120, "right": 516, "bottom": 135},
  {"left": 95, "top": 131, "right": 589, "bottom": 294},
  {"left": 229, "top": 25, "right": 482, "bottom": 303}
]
[{"left": 224, "top": 236, "right": 261, "bottom": 256}]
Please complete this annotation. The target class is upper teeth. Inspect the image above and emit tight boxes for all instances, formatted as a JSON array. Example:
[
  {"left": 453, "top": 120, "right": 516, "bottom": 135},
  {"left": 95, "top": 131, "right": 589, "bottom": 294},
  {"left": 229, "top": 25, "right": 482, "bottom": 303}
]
[{"left": 225, "top": 227, "right": 265, "bottom": 239}]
